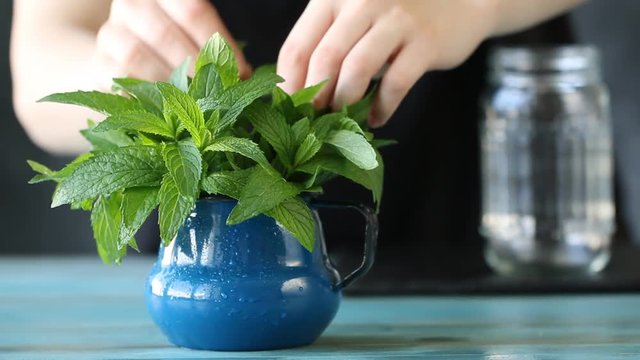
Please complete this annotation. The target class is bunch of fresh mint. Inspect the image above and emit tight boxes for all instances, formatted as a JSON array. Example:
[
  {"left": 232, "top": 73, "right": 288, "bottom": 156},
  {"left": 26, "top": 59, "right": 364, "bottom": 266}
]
[{"left": 28, "top": 33, "right": 391, "bottom": 264}]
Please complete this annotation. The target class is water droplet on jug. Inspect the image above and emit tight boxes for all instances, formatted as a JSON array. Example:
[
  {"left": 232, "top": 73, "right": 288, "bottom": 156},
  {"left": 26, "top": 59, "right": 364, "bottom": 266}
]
[
  {"left": 298, "top": 286, "right": 304, "bottom": 292},
  {"left": 220, "top": 292, "right": 228, "bottom": 299}
]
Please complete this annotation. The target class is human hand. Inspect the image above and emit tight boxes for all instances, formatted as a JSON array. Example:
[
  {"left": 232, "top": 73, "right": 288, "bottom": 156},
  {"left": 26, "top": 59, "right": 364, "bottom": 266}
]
[
  {"left": 277, "top": 0, "right": 497, "bottom": 127},
  {"left": 93, "top": 0, "right": 251, "bottom": 89}
]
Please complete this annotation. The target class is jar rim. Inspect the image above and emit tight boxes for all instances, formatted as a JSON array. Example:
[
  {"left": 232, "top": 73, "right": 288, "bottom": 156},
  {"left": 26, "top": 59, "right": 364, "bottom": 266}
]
[{"left": 489, "top": 45, "right": 600, "bottom": 73}]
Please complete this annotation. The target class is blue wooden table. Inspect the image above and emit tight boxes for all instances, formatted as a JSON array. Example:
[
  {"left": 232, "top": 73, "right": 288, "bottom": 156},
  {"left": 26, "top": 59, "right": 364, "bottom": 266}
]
[{"left": 2, "top": 257, "right": 640, "bottom": 359}]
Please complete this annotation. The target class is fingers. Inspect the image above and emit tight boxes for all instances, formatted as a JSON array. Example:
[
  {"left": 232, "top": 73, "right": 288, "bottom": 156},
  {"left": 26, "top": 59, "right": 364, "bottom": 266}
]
[
  {"left": 370, "top": 40, "right": 429, "bottom": 128},
  {"left": 331, "top": 12, "right": 406, "bottom": 110},
  {"left": 95, "top": 20, "right": 172, "bottom": 84},
  {"left": 95, "top": 0, "right": 251, "bottom": 88},
  {"left": 110, "top": 0, "right": 199, "bottom": 69},
  {"left": 156, "top": 0, "right": 252, "bottom": 78},
  {"left": 302, "top": 2, "right": 374, "bottom": 108},
  {"left": 277, "top": 0, "right": 334, "bottom": 94}
]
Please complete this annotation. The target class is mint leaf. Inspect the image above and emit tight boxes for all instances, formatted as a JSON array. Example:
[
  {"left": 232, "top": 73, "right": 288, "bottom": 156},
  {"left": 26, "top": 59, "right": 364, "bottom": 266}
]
[
  {"left": 371, "top": 139, "right": 398, "bottom": 148},
  {"left": 120, "top": 187, "right": 159, "bottom": 247},
  {"left": 294, "top": 133, "right": 321, "bottom": 167},
  {"left": 312, "top": 114, "right": 364, "bottom": 141},
  {"left": 266, "top": 197, "right": 315, "bottom": 251},
  {"left": 291, "top": 117, "right": 311, "bottom": 145},
  {"left": 92, "top": 111, "right": 175, "bottom": 138},
  {"left": 347, "top": 86, "right": 376, "bottom": 126},
  {"left": 27, "top": 160, "right": 54, "bottom": 176},
  {"left": 81, "top": 128, "right": 134, "bottom": 151},
  {"left": 195, "top": 33, "right": 238, "bottom": 89},
  {"left": 27, "top": 160, "right": 56, "bottom": 184},
  {"left": 81, "top": 120, "right": 135, "bottom": 151},
  {"left": 39, "top": 91, "right": 144, "bottom": 115},
  {"left": 29, "top": 153, "right": 94, "bottom": 184},
  {"left": 244, "top": 101, "right": 295, "bottom": 168},
  {"left": 113, "top": 78, "right": 163, "bottom": 115},
  {"left": 215, "top": 72, "right": 283, "bottom": 131},
  {"left": 201, "top": 168, "right": 254, "bottom": 199},
  {"left": 227, "top": 167, "right": 300, "bottom": 224},
  {"left": 253, "top": 64, "right": 276, "bottom": 77},
  {"left": 295, "top": 103, "right": 316, "bottom": 121},
  {"left": 336, "top": 117, "right": 365, "bottom": 136},
  {"left": 189, "top": 63, "right": 223, "bottom": 100},
  {"left": 158, "top": 175, "right": 195, "bottom": 245},
  {"left": 71, "top": 198, "right": 94, "bottom": 211},
  {"left": 170, "top": 58, "right": 190, "bottom": 92},
  {"left": 298, "top": 152, "right": 383, "bottom": 206},
  {"left": 205, "top": 108, "right": 220, "bottom": 134},
  {"left": 91, "top": 193, "right": 127, "bottom": 264},
  {"left": 310, "top": 113, "right": 344, "bottom": 141},
  {"left": 325, "top": 130, "right": 378, "bottom": 170},
  {"left": 157, "top": 82, "right": 208, "bottom": 147},
  {"left": 162, "top": 140, "right": 202, "bottom": 198},
  {"left": 272, "top": 87, "right": 299, "bottom": 123},
  {"left": 291, "top": 80, "right": 328, "bottom": 106},
  {"left": 204, "top": 137, "right": 272, "bottom": 172},
  {"left": 52, "top": 146, "right": 165, "bottom": 207}
]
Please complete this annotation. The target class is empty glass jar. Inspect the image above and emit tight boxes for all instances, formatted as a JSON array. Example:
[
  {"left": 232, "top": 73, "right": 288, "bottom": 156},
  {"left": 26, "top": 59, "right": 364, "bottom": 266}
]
[{"left": 480, "top": 45, "right": 615, "bottom": 276}]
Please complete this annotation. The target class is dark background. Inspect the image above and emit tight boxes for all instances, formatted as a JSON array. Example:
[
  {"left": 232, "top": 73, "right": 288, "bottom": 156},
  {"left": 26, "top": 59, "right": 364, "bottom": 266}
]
[
  {"left": 0, "top": 1, "right": 96, "bottom": 254},
  {"left": 1, "top": 1, "right": 640, "bottom": 291}
]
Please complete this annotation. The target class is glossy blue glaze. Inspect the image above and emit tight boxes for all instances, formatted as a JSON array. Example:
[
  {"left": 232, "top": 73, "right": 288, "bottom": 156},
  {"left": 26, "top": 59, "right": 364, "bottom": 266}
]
[{"left": 145, "top": 198, "right": 342, "bottom": 351}]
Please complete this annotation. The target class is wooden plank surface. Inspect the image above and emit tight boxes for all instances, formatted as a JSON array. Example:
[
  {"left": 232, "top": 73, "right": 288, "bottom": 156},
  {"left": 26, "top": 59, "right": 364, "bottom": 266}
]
[{"left": 1, "top": 256, "right": 640, "bottom": 359}]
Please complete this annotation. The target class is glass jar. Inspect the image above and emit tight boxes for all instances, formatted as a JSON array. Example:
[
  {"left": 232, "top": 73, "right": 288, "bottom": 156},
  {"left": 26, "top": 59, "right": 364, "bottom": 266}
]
[{"left": 480, "top": 45, "right": 615, "bottom": 276}]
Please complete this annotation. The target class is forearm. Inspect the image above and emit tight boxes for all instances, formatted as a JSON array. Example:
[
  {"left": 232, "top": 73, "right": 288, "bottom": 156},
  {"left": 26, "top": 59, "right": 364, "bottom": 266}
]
[
  {"left": 11, "top": 0, "right": 109, "bottom": 155},
  {"left": 489, "top": 0, "right": 586, "bottom": 37}
]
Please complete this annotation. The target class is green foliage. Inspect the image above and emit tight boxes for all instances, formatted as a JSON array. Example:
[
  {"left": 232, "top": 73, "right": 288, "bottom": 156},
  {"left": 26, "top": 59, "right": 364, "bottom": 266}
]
[
  {"left": 120, "top": 187, "right": 159, "bottom": 248},
  {"left": 169, "top": 58, "right": 190, "bottom": 92},
  {"left": 325, "top": 130, "right": 378, "bottom": 170},
  {"left": 195, "top": 33, "right": 239, "bottom": 89},
  {"left": 244, "top": 101, "right": 295, "bottom": 168},
  {"left": 162, "top": 140, "right": 202, "bottom": 198},
  {"left": 158, "top": 175, "right": 195, "bottom": 245},
  {"left": 227, "top": 167, "right": 301, "bottom": 225},
  {"left": 291, "top": 80, "right": 328, "bottom": 106},
  {"left": 51, "top": 146, "right": 165, "bottom": 208},
  {"left": 30, "top": 33, "right": 393, "bottom": 263},
  {"left": 91, "top": 193, "right": 127, "bottom": 264},
  {"left": 39, "top": 91, "right": 144, "bottom": 115},
  {"left": 92, "top": 111, "right": 174, "bottom": 138},
  {"left": 112, "top": 78, "right": 163, "bottom": 115},
  {"left": 266, "top": 197, "right": 316, "bottom": 252}
]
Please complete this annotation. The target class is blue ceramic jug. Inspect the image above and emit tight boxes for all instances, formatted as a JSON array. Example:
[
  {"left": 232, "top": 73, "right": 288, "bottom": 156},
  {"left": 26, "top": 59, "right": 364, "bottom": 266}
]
[{"left": 145, "top": 197, "right": 377, "bottom": 351}]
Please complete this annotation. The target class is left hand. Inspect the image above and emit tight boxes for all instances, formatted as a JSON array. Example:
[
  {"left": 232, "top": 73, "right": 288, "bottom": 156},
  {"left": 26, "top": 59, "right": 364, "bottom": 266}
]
[{"left": 277, "top": 0, "right": 496, "bottom": 127}]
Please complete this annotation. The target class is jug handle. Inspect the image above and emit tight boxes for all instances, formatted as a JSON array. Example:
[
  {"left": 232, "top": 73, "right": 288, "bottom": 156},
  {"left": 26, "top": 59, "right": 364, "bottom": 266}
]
[{"left": 311, "top": 201, "right": 378, "bottom": 291}]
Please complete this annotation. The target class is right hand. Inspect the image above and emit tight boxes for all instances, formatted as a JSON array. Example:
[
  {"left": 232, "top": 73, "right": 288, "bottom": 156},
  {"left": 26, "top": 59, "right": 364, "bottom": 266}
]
[{"left": 93, "top": 0, "right": 251, "bottom": 90}]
